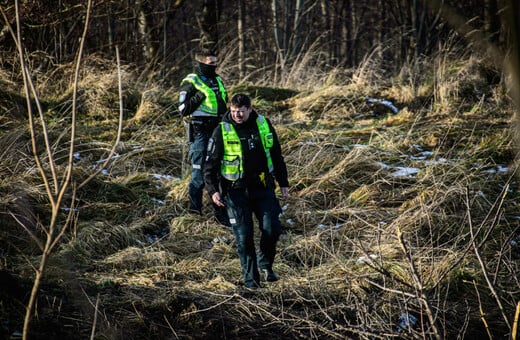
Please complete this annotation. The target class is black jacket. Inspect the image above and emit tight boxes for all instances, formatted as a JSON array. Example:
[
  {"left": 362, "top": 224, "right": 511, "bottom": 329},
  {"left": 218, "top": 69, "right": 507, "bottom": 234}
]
[
  {"left": 204, "top": 110, "right": 289, "bottom": 196},
  {"left": 178, "top": 63, "right": 227, "bottom": 121}
]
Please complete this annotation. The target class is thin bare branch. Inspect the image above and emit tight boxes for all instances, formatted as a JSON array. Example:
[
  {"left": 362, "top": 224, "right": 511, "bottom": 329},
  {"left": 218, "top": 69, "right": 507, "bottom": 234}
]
[
  {"left": 78, "top": 46, "right": 125, "bottom": 189},
  {"left": 396, "top": 227, "right": 442, "bottom": 340},
  {"left": 0, "top": 5, "right": 54, "bottom": 202},
  {"left": 7, "top": 211, "right": 44, "bottom": 251},
  {"left": 57, "top": 0, "right": 93, "bottom": 204},
  {"left": 89, "top": 293, "right": 100, "bottom": 340},
  {"left": 472, "top": 280, "right": 494, "bottom": 340},
  {"left": 466, "top": 188, "right": 511, "bottom": 330},
  {"left": 513, "top": 301, "right": 520, "bottom": 340}
]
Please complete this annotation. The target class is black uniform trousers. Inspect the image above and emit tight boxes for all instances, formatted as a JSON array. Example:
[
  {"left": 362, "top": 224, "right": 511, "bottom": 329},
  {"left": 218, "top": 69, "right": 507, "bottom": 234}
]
[{"left": 224, "top": 187, "right": 282, "bottom": 287}]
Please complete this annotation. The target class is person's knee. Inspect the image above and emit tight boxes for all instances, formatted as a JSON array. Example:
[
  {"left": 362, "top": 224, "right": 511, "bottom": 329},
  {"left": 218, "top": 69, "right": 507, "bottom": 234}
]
[
  {"left": 262, "top": 215, "right": 282, "bottom": 236},
  {"left": 190, "top": 171, "right": 204, "bottom": 189},
  {"left": 189, "top": 142, "right": 205, "bottom": 166},
  {"left": 234, "top": 226, "right": 254, "bottom": 250}
]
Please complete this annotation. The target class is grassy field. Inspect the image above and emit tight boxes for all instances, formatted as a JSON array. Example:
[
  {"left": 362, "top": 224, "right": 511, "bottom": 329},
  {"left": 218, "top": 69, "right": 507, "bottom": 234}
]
[{"left": 0, "top": 50, "right": 519, "bottom": 339}]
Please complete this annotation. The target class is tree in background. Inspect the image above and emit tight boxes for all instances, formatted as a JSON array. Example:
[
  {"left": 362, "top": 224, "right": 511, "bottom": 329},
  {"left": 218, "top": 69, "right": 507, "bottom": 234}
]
[
  {"left": 0, "top": 0, "right": 513, "bottom": 88},
  {"left": 0, "top": 0, "right": 507, "bottom": 83}
]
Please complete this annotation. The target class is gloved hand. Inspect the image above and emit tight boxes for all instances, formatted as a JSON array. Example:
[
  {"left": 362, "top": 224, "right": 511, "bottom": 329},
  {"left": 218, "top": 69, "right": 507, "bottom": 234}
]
[{"left": 193, "top": 90, "right": 206, "bottom": 104}]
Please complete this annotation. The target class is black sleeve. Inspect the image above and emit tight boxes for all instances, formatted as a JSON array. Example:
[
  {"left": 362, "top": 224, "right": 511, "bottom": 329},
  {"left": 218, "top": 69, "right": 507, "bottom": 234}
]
[
  {"left": 267, "top": 119, "right": 289, "bottom": 187},
  {"left": 204, "top": 125, "right": 224, "bottom": 196},
  {"left": 178, "top": 81, "right": 205, "bottom": 117}
]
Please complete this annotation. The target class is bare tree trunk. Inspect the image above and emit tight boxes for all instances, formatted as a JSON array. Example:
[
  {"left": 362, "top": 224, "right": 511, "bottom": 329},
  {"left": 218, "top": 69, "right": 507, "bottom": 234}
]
[
  {"left": 320, "top": 0, "right": 332, "bottom": 64},
  {"left": 291, "top": 0, "right": 303, "bottom": 58},
  {"left": 283, "top": 0, "right": 291, "bottom": 58},
  {"left": 272, "top": 0, "right": 283, "bottom": 82},
  {"left": 404, "top": 0, "right": 414, "bottom": 62},
  {"left": 122, "top": 0, "right": 134, "bottom": 59},
  {"left": 485, "top": 0, "right": 500, "bottom": 44},
  {"left": 56, "top": 0, "right": 63, "bottom": 63},
  {"left": 256, "top": 1, "right": 270, "bottom": 68},
  {"left": 346, "top": 0, "right": 356, "bottom": 67},
  {"left": 238, "top": 0, "right": 245, "bottom": 79},
  {"left": 505, "top": 0, "right": 520, "bottom": 109},
  {"left": 373, "top": 0, "right": 383, "bottom": 60},
  {"left": 137, "top": 0, "right": 153, "bottom": 63},
  {"left": 162, "top": 0, "right": 168, "bottom": 65},
  {"left": 107, "top": 1, "right": 114, "bottom": 52},
  {"left": 413, "top": 0, "right": 428, "bottom": 57},
  {"left": 200, "top": 0, "right": 219, "bottom": 49}
]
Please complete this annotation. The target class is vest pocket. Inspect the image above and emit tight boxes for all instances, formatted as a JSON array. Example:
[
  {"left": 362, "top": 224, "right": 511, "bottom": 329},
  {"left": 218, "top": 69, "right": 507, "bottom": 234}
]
[
  {"left": 221, "top": 155, "right": 241, "bottom": 181},
  {"left": 264, "top": 133, "right": 274, "bottom": 148}
]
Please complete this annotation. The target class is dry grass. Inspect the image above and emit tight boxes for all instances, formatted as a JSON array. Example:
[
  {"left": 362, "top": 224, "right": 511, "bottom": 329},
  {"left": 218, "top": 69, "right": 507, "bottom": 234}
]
[{"left": 0, "top": 51, "right": 518, "bottom": 339}]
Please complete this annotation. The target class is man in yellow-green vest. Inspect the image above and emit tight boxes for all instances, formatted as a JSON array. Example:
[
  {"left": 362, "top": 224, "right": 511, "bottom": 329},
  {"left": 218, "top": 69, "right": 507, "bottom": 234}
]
[
  {"left": 178, "top": 47, "right": 228, "bottom": 226},
  {"left": 204, "top": 93, "right": 289, "bottom": 289}
]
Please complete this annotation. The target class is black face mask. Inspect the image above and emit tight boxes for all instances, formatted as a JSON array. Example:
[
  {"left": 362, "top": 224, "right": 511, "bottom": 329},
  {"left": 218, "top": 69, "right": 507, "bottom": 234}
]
[{"left": 197, "top": 62, "right": 217, "bottom": 78}]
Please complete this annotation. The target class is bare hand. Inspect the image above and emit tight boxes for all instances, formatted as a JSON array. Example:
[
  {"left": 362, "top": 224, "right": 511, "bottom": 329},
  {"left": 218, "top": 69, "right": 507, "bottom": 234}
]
[
  {"left": 280, "top": 187, "right": 289, "bottom": 199},
  {"left": 212, "top": 192, "right": 226, "bottom": 207}
]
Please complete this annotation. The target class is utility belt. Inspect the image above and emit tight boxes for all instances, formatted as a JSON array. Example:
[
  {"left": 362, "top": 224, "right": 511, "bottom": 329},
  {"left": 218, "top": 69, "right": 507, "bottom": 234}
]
[
  {"left": 190, "top": 117, "right": 220, "bottom": 131},
  {"left": 226, "top": 172, "right": 275, "bottom": 190},
  {"left": 186, "top": 117, "right": 220, "bottom": 143}
]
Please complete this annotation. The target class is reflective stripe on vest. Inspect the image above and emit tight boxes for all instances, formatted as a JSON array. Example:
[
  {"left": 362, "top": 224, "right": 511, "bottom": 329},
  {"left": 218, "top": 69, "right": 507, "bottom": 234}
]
[
  {"left": 220, "top": 115, "right": 274, "bottom": 181},
  {"left": 181, "top": 74, "right": 227, "bottom": 117}
]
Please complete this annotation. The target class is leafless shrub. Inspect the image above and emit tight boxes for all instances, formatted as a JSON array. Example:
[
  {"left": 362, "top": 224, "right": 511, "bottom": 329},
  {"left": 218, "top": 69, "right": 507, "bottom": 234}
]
[{"left": 0, "top": 30, "right": 517, "bottom": 339}]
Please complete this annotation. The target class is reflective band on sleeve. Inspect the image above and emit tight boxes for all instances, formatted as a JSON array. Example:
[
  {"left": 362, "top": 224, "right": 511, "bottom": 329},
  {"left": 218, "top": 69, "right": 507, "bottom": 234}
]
[
  {"left": 192, "top": 164, "right": 201, "bottom": 169},
  {"left": 179, "top": 91, "right": 187, "bottom": 103},
  {"left": 180, "top": 74, "right": 227, "bottom": 116}
]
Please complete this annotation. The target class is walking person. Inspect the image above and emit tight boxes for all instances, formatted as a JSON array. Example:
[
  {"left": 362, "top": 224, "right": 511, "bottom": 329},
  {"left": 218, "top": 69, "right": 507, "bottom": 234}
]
[
  {"left": 178, "top": 47, "right": 229, "bottom": 226},
  {"left": 204, "top": 93, "right": 289, "bottom": 288}
]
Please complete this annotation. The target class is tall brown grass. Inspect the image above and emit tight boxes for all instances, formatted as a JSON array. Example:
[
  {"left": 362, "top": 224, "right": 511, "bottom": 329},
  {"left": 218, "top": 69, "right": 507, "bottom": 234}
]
[{"left": 0, "top": 44, "right": 517, "bottom": 339}]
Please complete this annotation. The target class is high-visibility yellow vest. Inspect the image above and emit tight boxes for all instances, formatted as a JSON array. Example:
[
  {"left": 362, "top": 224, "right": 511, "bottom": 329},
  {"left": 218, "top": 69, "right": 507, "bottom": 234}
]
[
  {"left": 220, "top": 115, "right": 274, "bottom": 181},
  {"left": 181, "top": 74, "right": 227, "bottom": 118}
]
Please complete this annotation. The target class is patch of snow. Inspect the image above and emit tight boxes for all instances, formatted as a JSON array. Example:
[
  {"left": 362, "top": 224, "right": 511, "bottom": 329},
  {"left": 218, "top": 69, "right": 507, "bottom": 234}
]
[
  {"left": 211, "top": 236, "right": 229, "bottom": 247},
  {"left": 424, "top": 158, "right": 447, "bottom": 166},
  {"left": 151, "top": 198, "right": 165, "bottom": 205},
  {"left": 365, "top": 96, "right": 399, "bottom": 114},
  {"left": 317, "top": 223, "right": 342, "bottom": 230},
  {"left": 94, "top": 154, "right": 120, "bottom": 164},
  {"left": 356, "top": 254, "right": 378, "bottom": 265},
  {"left": 152, "top": 173, "right": 179, "bottom": 181},
  {"left": 376, "top": 162, "right": 391, "bottom": 169},
  {"left": 61, "top": 207, "right": 80, "bottom": 212},
  {"left": 398, "top": 312, "right": 417, "bottom": 332},
  {"left": 484, "top": 165, "right": 509, "bottom": 174},
  {"left": 391, "top": 167, "right": 419, "bottom": 177},
  {"left": 497, "top": 165, "right": 509, "bottom": 173},
  {"left": 409, "top": 151, "right": 433, "bottom": 160}
]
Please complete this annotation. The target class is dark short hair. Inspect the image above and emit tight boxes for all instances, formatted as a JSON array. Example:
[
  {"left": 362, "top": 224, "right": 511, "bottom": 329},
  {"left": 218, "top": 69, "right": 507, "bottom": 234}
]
[
  {"left": 195, "top": 47, "right": 217, "bottom": 61},
  {"left": 230, "top": 93, "right": 251, "bottom": 108}
]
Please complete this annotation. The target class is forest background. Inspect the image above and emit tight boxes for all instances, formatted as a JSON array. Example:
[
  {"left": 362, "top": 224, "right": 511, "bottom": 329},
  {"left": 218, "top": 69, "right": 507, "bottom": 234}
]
[{"left": 0, "top": 0, "right": 519, "bottom": 339}]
